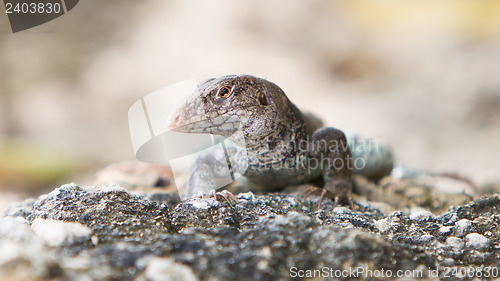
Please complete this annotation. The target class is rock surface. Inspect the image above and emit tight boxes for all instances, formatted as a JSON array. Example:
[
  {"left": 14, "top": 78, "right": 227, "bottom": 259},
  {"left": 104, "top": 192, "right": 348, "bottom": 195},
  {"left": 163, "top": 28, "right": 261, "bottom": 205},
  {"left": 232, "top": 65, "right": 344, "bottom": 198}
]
[{"left": 2, "top": 176, "right": 500, "bottom": 280}]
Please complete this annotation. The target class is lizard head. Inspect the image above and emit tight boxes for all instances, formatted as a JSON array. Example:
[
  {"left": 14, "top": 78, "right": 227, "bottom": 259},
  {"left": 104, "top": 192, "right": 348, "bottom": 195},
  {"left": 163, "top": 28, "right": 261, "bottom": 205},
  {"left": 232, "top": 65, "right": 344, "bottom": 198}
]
[{"left": 168, "top": 75, "right": 292, "bottom": 139}]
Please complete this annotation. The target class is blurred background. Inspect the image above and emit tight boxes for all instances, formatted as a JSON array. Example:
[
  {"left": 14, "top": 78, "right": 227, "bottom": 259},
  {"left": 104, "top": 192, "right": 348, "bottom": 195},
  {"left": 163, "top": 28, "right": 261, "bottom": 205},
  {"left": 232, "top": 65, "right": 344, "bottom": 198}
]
[{"left": 1, "top": 0, "right": 500, "bottom": 212}]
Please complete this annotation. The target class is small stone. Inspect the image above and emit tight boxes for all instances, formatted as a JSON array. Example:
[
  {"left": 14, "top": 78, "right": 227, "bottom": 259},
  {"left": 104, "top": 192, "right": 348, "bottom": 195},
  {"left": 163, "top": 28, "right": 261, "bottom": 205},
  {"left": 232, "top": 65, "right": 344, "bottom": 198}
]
[
  {"left": 266, "top": 211, "right": 311, "bottom": 226},
  {"left": 237, "top": 192, "right": 256, "bottom": 202},
  {"left": 259, "top": 246, "right": 272, "bottom": 259},
  {"left": 445, "top": 213, "right": 459, "bottom": 225},
  {"left": 419, "top": 234, "right": 435, "bottom": 244},
  {"left": 60, "top": 255, "right": 92, "bottom": 272},
  {"left": 374, "top": 218, "right": 391, "bottom": 233},
  {"left": 0, "top": 218, "right": 59, "bottom": 280},
  {"left": 439, "top": 257, "right": 457, "bottom": 267},
  {"left": 333, "top": 206, "right": 351, "bottom": 214},
  {"left": 31, "top": 218, "right": 92, "bottom": 247},
  {"left": 185, "top": 198, "right": 219, "bottom": 209},
  {"left": 256, "top": 259, "right": 269, "bottom": 271},
  {"left": 91, "top": 235, "right": 99, "bottom": 246},
  {"left": 144, "top": 257, "right": 199, "bottom": 281},
  {"left": 464, "top": 233, "right": 490, "bottom": 250},
  {"left": 3, "top": 198, "right": 36, "bottom": 219},
  {"left": 438, "top": 226, "right": 452, "bottom": 235},
  {"left": 445, "top": 237, "right": 464, "bottom": 251},
  {"left": 454, "top": 219, "right": 471, "bottom": 237},
  {"left": 0, "top": 217, "right": 34, "bottom": 242},
  {"left": 409, "top": 209, "right": 434, "bottom": 222}
]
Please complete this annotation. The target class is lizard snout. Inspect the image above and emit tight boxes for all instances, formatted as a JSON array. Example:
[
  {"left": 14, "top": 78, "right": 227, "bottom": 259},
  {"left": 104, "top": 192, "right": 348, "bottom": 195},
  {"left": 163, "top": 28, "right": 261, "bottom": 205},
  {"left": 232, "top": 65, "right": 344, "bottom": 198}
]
[{"left": 167, "top": 113, "right": 181, "bottom": 130}]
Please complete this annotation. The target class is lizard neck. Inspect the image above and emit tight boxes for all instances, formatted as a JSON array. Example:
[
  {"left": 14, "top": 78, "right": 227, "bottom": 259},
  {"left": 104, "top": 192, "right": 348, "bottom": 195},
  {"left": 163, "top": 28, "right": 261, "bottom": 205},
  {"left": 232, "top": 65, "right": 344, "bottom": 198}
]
[{"left": 244, "top": 101, "right": 310, "bottom": 153}]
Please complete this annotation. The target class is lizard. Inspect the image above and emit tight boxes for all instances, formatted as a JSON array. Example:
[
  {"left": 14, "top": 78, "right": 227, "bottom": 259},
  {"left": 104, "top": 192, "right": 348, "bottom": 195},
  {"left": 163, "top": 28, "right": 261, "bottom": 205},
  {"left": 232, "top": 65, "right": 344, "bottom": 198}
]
[{"left": 167, "top": 75, "right": 392, "bottom": 207}]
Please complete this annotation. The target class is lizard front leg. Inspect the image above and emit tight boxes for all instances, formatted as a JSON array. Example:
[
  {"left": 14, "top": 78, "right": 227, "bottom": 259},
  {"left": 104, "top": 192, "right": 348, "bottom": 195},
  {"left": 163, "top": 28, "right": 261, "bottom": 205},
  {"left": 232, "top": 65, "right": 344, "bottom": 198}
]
[
  {"left": 306, "top": 127, "right": 353, "bottom": 208},
  {"left": 180, "top": 145, "right": 234, "bottom": 200}
]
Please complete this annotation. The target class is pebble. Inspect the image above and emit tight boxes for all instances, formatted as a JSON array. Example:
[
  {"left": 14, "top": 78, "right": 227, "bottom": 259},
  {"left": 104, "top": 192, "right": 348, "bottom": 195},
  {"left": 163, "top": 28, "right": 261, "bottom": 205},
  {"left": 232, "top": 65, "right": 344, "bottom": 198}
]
[
  {"left": 145, "top": 257, "right": 199, "bottom": 281},
  {"left": 464, "top": 233, "right": 490, "bottom": 250},
  {"left": 31, "top": 218, "right": 92, "bottom": 247},
  {"left": 409, "top": 209, "right": 434, "bottom": 222},
  {"left": 333, "top": 206, "right": 351, "bottom": 214},
  {"left": 454, "top": 219, "right": 471, "bottom": 237},
  {"left": 445, "top": 236, "right": 464, "bottom": 251},
  {"left": 374, "top": 218, "right": 391, "bottom": 233},
  {"left": 438, "top": 226, "right": 453, "bottom": 235},
  {"left": 0, "top": 217, "right": 34, "bottom": 242},
  {"left": 237, "top": 192, "right": 256, "bottom": 202},
  {"left": 419, "top": 234, "right": 435, "bottom": 244},
  {"left": 185, "top": 198, "right": 220, "bottom": 209}
]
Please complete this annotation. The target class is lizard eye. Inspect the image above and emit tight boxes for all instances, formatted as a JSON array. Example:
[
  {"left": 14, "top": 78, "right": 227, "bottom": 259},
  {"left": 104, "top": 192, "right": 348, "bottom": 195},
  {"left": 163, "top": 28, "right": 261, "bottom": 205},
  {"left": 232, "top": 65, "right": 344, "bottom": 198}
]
[
  {"left": 217, "top": 86, "right": 232, "bottom": 98},
  {"left": 257, "top": 91, "right": 269, "bottom": 106}
]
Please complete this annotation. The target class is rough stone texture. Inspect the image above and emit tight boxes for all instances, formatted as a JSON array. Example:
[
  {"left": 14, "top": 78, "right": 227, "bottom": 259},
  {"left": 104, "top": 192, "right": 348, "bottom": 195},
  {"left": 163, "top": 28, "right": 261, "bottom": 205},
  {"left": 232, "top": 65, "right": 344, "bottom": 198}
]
[{"left": 2, "top": 177, "right": 500, "bottom": 280}]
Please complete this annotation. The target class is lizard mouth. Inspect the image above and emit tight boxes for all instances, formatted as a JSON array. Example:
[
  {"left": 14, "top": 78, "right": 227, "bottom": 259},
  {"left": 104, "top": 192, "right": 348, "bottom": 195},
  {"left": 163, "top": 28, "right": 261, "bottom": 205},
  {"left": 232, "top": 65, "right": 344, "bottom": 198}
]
[
  {"left": 167, "top": 114, "right": 198, "bottom": 133},
  {"left": 166, "top": 100, "right": 205, "bottom": 132},
  {"left": 167, "top": 114, "right": 182, "bottom": 130},
  {"left": 167, "top": 94, "right": 243, "bottom": 135},
  {"left": 168, "top": 109, "right": 243, "bottom": 137},
  {"left": 167, "top": 110, "right": 214, "bottom": 133}
]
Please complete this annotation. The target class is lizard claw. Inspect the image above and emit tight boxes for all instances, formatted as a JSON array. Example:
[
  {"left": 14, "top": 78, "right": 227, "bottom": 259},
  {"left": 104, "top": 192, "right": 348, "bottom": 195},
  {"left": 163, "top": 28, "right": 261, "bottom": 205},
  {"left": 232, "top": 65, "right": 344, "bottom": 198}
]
[
  {"left": 197, "top": 190, "right": 238, "bottom": 207},
  {"left": 301, "top": 186, "right": 353, "bottom": 210}
]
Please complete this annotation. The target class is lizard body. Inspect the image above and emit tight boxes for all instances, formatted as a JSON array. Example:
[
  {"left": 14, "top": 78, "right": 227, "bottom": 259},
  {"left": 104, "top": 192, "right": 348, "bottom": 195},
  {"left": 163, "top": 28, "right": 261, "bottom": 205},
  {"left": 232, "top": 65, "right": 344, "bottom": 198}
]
[{"left": 168, "top": 75, "right": 389, "bottom": 206}]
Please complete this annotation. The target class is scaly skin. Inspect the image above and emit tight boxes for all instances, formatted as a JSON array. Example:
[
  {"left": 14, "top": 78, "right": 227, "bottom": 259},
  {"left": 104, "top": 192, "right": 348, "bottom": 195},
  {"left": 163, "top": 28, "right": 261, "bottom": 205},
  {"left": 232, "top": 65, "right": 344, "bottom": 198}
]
[{"left": 168, "top": 75, "right": 358, "bottom": 206}]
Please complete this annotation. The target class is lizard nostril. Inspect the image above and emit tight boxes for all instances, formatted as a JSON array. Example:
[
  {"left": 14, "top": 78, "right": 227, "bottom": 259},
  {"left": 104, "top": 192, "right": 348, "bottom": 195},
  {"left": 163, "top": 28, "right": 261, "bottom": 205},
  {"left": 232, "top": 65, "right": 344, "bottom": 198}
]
[{"left": 168, "top": 114, "right": 180, "bottom": 129}]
